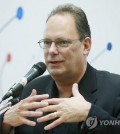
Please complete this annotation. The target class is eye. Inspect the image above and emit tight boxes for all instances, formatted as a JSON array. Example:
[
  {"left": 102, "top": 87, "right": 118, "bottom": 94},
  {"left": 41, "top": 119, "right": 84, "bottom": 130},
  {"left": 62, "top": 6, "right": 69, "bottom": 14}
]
[
  {"left": 43, "top": 40, "right": 52, "bottom": 47},
  {"left": 57, "top": 40, "right": 69, "bottom": 47},
  {"left": 44, "top": 40, "right": 50, "bottom": 44}
]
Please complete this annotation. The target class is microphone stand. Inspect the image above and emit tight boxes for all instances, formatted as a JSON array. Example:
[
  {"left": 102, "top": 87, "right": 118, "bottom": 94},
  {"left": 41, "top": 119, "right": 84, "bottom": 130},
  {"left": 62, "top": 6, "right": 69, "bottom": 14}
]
[{"left": 0, "top": 97, "right": 20, "bottom": 114}]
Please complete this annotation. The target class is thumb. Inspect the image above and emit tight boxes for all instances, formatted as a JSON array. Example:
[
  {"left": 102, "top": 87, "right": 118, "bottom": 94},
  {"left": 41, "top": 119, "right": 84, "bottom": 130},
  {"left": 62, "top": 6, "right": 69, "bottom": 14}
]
[
  {"left": 30, "top": 89, "right": 37, "bottom": 96},
  {"left": 72, "top": 83, "right": 80, "bottom": 97}
]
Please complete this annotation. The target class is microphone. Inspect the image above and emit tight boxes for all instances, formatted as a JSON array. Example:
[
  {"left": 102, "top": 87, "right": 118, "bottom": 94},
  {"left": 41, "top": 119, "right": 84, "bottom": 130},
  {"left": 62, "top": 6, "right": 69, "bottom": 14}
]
[{"left": 2, "top": 62, "right": 46, "bottom": 101}]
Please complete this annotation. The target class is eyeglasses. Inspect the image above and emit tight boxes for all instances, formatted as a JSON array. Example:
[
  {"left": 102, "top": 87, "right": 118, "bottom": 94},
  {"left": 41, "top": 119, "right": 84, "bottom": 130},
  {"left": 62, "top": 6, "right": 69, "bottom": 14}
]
[{"left": 38, "top": 38, "right": 81, "bottom": 49}]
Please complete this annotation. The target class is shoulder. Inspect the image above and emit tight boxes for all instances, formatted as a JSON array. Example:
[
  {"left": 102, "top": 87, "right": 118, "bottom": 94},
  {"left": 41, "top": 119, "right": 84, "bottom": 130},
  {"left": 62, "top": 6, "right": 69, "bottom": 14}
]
[
  {"left": 88, "top": 63, "right": 120, "bottom": 86},
  {"left": 95, "top": 69, "right": 120, "bottom": 94},
  {"left": 21, "top": 74, "right": 53, "bottom": 98},
  {"left": 88, "top": 63, "right": 120, "bottom": 93},
  {"left": 96, "top": 69, "right": 120, "bottom": 83},
  {"left": 31, "top": 74, "right": 53, "bottom": 85}
]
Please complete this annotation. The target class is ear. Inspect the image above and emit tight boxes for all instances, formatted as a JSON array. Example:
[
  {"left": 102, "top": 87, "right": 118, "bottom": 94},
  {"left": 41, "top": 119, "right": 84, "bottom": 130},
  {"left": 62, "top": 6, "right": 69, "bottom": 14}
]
[{"left": 83, "top": 37, "right": 91, "bottom": 55}]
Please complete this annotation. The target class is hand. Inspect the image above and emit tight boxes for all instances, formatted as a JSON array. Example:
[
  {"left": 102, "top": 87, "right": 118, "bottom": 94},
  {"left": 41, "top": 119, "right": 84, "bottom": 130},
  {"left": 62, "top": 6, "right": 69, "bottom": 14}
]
[
  {"left": 3, "top": 89, "right": 49, "bottom": 127},
  {"left": 37, "top": 83, "right": 91, "bottom": 130}
]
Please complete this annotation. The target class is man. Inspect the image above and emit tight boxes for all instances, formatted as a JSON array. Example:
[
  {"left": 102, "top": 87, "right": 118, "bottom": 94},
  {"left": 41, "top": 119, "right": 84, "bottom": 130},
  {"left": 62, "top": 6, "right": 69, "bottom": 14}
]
[{"left": 1, "top": 3, "right": 120, "bottom": 134}]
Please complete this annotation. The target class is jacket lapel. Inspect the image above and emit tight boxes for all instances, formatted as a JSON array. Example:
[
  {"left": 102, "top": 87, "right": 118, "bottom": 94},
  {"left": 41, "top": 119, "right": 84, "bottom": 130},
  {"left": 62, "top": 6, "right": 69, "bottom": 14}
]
[{"left": 78, "top": 63, "right": 98, "bottom": 104}]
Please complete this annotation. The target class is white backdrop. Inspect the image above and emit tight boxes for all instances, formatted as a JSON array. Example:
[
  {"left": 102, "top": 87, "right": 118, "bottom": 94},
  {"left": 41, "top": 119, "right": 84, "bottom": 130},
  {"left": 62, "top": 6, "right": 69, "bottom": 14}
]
[{"left": 0, "top": 0, "right": 120, "bottom": 99}]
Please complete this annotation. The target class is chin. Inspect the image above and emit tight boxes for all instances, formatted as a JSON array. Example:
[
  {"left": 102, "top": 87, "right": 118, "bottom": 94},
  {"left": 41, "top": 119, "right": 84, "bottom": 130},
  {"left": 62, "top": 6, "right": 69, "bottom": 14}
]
[{"left": 48, "top": 69, "right": 64, "bottom": 76}]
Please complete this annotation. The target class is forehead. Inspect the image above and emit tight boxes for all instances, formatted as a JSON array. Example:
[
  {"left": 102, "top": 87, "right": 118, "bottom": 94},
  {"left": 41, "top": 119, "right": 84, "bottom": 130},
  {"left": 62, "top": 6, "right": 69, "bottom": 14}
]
[{"left": 43, "top": 14, "right": 79, "bottom": 39}]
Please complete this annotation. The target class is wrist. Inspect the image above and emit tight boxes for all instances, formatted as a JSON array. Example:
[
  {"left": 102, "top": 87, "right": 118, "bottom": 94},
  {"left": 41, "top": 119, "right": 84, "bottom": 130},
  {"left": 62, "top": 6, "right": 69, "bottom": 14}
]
[
  {"left": 2, "top": 112, "right": 12, "bottom": 134},
  {"left": 82, "top": 102, "right": 91, "bottom": 121}
]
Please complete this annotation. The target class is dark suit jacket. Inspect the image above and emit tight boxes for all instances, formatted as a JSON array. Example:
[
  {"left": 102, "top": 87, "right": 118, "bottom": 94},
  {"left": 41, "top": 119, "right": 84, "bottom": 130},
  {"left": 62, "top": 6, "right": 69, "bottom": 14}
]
[{"left": 1, "top": 63, "right": 120, "bottom": 134}]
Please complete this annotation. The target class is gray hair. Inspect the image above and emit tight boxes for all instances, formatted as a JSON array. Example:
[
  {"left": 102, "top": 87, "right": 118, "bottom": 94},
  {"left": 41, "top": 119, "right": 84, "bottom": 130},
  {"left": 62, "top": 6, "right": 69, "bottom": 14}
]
[{"left": 46, "top": 3, "right": 91, "bottom": 41}]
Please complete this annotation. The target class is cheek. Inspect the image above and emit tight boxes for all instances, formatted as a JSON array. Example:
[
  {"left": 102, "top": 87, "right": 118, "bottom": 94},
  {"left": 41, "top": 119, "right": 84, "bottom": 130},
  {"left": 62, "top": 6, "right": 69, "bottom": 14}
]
[
  {"left": 43, "top": 51, "right": 48, "bottom": 62},
  {"left": 60, "top": 48, "right": 72, "bottom": 61},
  {"left": 62, "top": 49, "right": 76, "bottom": 65},
  {"left": 69, "top": 46, "right": 83, "bottom": 64}
]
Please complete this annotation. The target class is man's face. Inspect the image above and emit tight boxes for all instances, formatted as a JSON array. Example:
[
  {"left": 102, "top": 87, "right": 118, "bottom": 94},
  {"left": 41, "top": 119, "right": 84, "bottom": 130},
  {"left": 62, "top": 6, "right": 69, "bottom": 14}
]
[{"left": 43, "top": 14, "right": 90, "bottom": 79}]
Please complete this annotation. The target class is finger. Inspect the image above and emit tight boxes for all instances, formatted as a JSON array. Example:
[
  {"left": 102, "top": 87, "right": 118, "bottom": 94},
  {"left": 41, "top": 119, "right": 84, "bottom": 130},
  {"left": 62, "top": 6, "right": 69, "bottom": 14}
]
[
  {"left": 20, "top": 118, "right": 36, "bottom": 126},
  {"left": 44, "top": 118, "right": 63, "bottom": 130},
  {"left": 30, "top": 89, "right": 37, "bottom": 96},
  {"left": 36, "top": 105, "right": 58, "bottom": 113},
  {"left": 20, "top": 101, "right": 49, "bottom": 110},
  {"left": 41, "top": 98, "right": 65, "bottom": 105},
  {"left": 23, "top": 94, "right": 49, "bottom": 103},
  {"left": 37, "top": 112, "right": 59, "bottom": 122},
  {"left": 21, "top": 110, "right": 43, "bottom": 117},
  {"left": 72, "top": 83, "right": 80, "bottom": 97}
]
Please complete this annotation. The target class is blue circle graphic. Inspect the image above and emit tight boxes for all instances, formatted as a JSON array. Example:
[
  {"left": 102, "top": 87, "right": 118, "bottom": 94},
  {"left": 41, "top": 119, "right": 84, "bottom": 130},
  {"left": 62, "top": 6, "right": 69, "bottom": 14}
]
[
  {"left": 107, "top": 42, "right": 112, "bottom": 51},
  {"left": 16, "top": 7, "right": 23, "bottom": 20}
]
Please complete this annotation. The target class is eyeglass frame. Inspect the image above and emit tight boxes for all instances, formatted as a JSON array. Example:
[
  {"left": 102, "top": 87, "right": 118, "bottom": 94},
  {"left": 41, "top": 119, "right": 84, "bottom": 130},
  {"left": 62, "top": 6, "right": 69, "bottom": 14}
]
[{"left": 38, "top": 38, "right": 82, "bottom": 49}]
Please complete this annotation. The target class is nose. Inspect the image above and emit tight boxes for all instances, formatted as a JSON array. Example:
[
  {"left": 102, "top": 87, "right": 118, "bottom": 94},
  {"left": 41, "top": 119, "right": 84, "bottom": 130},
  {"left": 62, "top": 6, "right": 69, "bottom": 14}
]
[{"left": 48, "top": 42, "right": 59, "bottom": 54}]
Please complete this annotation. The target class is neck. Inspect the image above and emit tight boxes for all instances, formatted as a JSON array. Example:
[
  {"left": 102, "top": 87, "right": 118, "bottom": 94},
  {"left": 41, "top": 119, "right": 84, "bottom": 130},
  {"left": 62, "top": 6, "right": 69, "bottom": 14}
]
[{"left": 54, "top": 64, "right": 87, "bottom": 98}]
